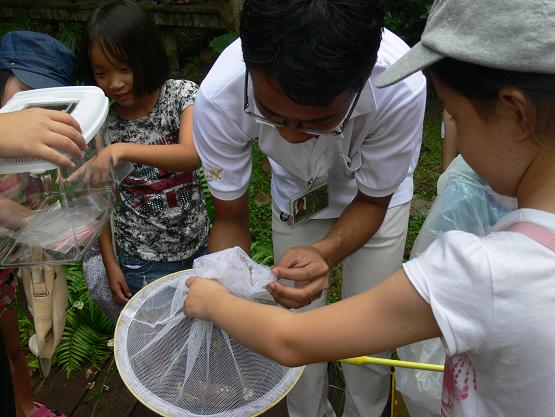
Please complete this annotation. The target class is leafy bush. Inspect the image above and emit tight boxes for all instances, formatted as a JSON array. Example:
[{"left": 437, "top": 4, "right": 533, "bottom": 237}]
[
  {"left": 249, "top": 141, "right": 274, "bottom": 266},
  {"left": 208, "top": 32, "right": 238, "bottom": 54},
  {"left": 383, "top": 0, "right": 433, "bottom": 46},
  {"left": 56, "top": 21, "right": 84, "bottom": 52},
  {"left": 0, "top": 13, "right": 37, "bottom": 36},
  {"left": 19, "top": 265, "right": 115, "bottom": 377},
  {"left": 57, "top": 265, "right": 114, "bottom": 377}
]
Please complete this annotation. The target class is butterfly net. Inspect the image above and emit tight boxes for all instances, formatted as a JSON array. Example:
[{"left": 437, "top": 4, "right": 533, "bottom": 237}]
[{"left": 115, "top": 247, "right": 303, "bottom": 416}]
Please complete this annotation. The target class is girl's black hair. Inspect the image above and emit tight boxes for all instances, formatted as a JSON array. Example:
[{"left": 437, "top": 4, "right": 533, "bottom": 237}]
[
  {"left": 81, "top": 0, "right": 169, "bottom": 96},
  {"left": 431, "top": 58, "right": 555, "bottom": 144},
  {"left": 240, "top": 0, "right": 384, "bottom": 106}
]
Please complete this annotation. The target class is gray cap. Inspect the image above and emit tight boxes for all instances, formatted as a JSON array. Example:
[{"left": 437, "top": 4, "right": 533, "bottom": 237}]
[{"left": 377, "top": 0, "right": 555, "bottom": 87}]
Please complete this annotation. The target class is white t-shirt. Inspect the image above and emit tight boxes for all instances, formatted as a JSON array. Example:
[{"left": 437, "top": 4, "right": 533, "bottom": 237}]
[
  {"left": 193, "top": 30, "right": 427, "bottom": 218},
  {"left": 403, "top": 208, "right": 555, "bottom": 417}
]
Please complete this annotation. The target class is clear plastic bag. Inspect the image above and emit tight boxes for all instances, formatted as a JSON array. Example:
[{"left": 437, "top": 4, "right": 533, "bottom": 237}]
[
  {"left": 115, "top": 247, "right": 303, "bottom": 417},
  {"left": 397, "top": 156, "right": 517, "bottom": 417},
  {"left": 12, "top": 194, "right": 105, "bottom": 254}
]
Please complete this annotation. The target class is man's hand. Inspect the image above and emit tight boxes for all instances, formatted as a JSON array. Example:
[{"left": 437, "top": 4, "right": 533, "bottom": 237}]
[
  {"left": 184, "top": 276, "right": 229, "bottom": 320},
  {"left": 269, "top": 246, "right": 330, "bottom": 309},
  {"left": 0, "top": 109, "right": 86, "bottom": 167},
  {"left": 107, "top": 264, "right": 132, "bottom": 305}
]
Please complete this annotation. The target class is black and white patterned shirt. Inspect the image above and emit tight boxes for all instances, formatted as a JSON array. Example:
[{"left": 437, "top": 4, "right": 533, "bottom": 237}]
[{"left": 104, "top": 79, "right": 209, "bottom": 261}]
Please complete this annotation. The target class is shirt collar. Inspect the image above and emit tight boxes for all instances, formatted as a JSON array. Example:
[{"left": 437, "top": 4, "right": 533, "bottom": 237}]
[{"left": 350, "top": 79, "right": 377, "bottom": 118}]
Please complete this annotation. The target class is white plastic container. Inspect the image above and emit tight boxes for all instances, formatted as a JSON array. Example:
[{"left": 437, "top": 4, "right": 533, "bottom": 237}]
[{"left": 0, "top": 86, "right": 113, "bottom": 266}]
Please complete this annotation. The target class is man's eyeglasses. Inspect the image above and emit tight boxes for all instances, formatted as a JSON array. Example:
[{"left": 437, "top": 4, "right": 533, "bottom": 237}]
[{"left": 243, "top": 71, "right": 362, "bottom": 136}]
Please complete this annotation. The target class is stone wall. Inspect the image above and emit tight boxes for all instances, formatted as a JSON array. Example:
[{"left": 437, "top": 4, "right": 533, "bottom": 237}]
[{"left": 0, "top": 0, "right": 243, "bottom": 81}]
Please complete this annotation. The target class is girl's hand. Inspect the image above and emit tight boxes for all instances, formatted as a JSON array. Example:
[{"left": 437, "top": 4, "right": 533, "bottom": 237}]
[
  {"left": 184, "top": 277, "right": 229, "bottom": 321},
  {"left": 107, "top": 264, "right": 132, "bottom": 304},
  {"left": 0, "top": 109, "right": 86, "bottom": 167},
  {"left": 66, "top": 145, "right": 115, "bottom": 185}
]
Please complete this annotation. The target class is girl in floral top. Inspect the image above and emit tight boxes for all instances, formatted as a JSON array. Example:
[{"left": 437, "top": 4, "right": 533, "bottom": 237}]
[{"left": 81, "top": 0, "right": 209, "bottom": 302}]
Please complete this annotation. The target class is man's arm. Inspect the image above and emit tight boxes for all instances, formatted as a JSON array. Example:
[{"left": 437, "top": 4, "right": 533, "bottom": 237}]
[
  {"left": 313, "top": 192, "right": 391, "bottom": 267},
  {"left": 270, "top": 191, "right": 391, "bottom": 308},
  {"left": 208, "top": 193, "right": 251, "bottom": 253}
]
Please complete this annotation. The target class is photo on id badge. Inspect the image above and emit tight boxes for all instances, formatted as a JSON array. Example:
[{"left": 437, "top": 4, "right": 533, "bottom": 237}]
[{"left": 290, "top": 182, "right": 329, "bottom": 227}]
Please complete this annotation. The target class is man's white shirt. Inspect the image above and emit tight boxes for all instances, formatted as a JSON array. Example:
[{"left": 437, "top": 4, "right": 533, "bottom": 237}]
[{"left": 193, "top": 29, "right": 427, "bottom": 218}]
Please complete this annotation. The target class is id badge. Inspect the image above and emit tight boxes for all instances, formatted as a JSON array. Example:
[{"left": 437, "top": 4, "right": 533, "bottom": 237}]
[{"left": 289, "top": 181, "right": 329, "bottom": 228}]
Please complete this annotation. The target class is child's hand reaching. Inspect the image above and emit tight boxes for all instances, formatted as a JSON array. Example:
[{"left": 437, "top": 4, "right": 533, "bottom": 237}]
[
  {"left": 66, "top": 145, "right": 115, "bottom": 185},
  {"left": 184, "top": 277, "right": 230, "bottom": 321}
]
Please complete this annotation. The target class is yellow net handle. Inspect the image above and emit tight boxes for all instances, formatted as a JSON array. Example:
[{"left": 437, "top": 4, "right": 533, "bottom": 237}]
[{"left": 339, "top": 356, "right": 444, "bottom": 372}]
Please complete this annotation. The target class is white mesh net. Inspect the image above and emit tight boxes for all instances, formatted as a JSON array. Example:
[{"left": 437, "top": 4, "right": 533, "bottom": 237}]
[{"left": 115, "top": 247, "right": 303, "bottom": 416}]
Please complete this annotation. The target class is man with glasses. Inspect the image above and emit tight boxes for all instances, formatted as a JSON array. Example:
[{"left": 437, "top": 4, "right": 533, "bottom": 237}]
[{"left": 193, "top": 1, "right": 426, "bottom": 416}]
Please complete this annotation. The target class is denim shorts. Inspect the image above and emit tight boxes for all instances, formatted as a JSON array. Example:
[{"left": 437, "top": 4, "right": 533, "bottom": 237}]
[{"left": 118, "top": 247, "right": 208, "bottom": 295}]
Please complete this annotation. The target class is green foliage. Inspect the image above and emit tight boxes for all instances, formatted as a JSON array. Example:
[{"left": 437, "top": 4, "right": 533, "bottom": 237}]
[
  {"left": 405, "top": 214, "right": 426, "bottom": 261},
  {"left": 414, "top": 95, "right": 442, "bottom": 201},
  {"left": 56, "top": 21, "right": 84, "bottom": 53},
  {"left": 250, "top": 241, "right": 273, "bottom": 265},
  {"left": 0, "top": 13, "right": 38, "bottom": 36},
  {"left": 327, "top": 265, "right": 342, "bottom": 304},
  {"left": 249, "top": 141, "right": 274, "bottom": 266},
  {"left": 199, "top": 167, "right": 215, "bottom": 222},
  {"left": 58, "top": 264, "right": 114, "bottom": 377},
  {"left": 208, "top": 32, "right": 238, "bottom": 54},
  {"left": 18, "top": 265, "right": 115, "bottom": 378},
  {"left": 184, "top": 55, "right": 203, "bottom": 74},
  {"left": 383, "top": 0, "right": 433, "bottom": 46},
  {"left": 17, "top": 306, "right": 39, "bottom": 370},
  {"left": 57, "top": 318, "right": 110, "bottom": 378}
]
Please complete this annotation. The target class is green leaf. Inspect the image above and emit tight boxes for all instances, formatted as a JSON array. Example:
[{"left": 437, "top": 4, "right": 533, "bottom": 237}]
[{"left": 208, "top": 32, "right": 238, "bottom": 54}]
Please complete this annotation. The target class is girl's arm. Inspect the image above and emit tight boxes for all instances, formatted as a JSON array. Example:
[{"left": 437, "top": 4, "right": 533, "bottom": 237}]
[
  {"left": 184, "top": 269, "right": 441, "bottom": 367},
  {"left": 103, "top": 105, "right": 201, "bottom": 172},
  {"left": 98, "top": 222, "right": 132, "bottom": 304}
]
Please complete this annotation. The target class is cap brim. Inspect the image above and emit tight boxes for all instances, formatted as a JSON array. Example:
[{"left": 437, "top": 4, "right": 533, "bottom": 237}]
[
  {"left": 376, "top": 42, "right": 445, "bottom": 88},
  {"left": 12, "top": 68, "right": 65, "bottom": 89}
]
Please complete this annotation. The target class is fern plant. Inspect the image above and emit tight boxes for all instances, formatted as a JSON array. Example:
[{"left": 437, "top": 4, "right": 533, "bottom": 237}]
[
  {"left": 56, "top": 21, "right": 84, "bottom": 52},
  {"left": 57, "top": 264, "right": 114, "bottom": 377},
  {"left": 0, "top": 13, "right": 38, "bottom": 36},
  {"left": 18, "top": 264, "right": 115, "bottom": 377},
  {"left": 199, "top": 167, "right": 215, "bottom": 222}
]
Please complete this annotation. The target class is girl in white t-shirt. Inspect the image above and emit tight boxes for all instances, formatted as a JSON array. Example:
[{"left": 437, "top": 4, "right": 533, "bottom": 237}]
[{"left": 183, "top": 1, "right": 555, "bottom": 416}]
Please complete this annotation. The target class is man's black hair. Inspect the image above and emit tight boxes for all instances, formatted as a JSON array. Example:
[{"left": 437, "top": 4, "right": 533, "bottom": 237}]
[
  {"left": 240, "top": 0, "right": 384, "bottom": 106},
  {"left": 81, "top": 0, "right": 169, "bottom": 96}
]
